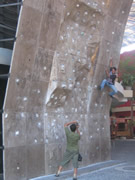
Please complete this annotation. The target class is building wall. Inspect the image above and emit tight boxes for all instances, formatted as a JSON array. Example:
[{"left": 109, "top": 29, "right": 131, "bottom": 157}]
[{"left": 3, "top": 0, "right": 133, "bottom": 179}]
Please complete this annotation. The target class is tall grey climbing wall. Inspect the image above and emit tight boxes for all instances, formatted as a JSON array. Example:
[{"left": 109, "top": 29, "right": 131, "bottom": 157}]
[{"left": 3, "top": 0, "right": 133, "bottom": 179}]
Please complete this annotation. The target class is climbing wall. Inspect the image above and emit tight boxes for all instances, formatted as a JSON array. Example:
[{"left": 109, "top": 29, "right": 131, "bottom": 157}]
[{"left": 3, "top": 0, "right": 133, "bottom": 179}]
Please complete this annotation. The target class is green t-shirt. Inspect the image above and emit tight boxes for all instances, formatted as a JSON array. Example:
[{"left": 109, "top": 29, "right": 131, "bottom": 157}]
[{"left": 65, "top": 127, "right": 80, "bottom": 152}]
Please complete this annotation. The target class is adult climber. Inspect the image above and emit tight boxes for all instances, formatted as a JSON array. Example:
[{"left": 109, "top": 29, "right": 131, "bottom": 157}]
[
  {"left": 55, "top": 121, "right": 80, "bottom": 180},
  {"left": 99, "top": 60, "right": 118, "bottom": 98}
]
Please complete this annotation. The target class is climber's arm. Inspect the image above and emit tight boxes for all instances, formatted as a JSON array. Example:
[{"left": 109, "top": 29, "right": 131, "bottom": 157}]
[
  {"left": 110, "top": 60, "right": 113, "bottom": 68},
  {"left": 105, "top": 69, "right": 110, "bottom": 78}
]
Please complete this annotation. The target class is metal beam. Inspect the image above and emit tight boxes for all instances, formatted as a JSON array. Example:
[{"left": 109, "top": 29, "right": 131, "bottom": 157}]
[
  {"left": 0, "top": 37, "right": 15, "bottom": 42},
  {"left": 3, "top": 6, "right": 19, "bottom": 14},
  {"left": 0, "top": 146, "right": 4, "bottom": 150},
  {"left": 17, "top": 0, "right": 21, "bottom": 14},
  {"left": 0, "top": 2, "right": 22, "bottom": 8},
  {"left": 0, "top": 22, "right": 17, "bottom": 30},
  {"left": 0, "top": 30, "right": 15, "bottom": 37},
  {"left": 0, "top": 109, "right": 3, "bottom": 114},
  {"left": 0, "top": 13, "right": 18, "bottom": 22},
  {"left": 0, "top": 24, "right": 16, "bottom": 31},
  {"left": 0, "top": 73, "right": 10, "bottom": 79}
]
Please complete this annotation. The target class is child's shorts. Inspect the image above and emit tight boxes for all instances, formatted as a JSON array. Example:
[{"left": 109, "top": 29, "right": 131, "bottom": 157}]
[{"left": 60, "top": 150, "right": 79, "bottom": 168}]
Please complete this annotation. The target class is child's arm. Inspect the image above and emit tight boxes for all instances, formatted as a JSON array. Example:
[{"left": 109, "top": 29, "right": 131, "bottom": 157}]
[
  {"left": 105, "top": 69, "right": 110, "bottom": 78},
  {"left": 76, "top": 126, "right": 80, "bottom": 136},
  {"left": 106, "top": 60, "right": 113, "bottom": 77},
  {"left": 110, "top": 60, "right": 113, "bottom": 68},
  {"left": 64, "top": 121, "right": 78, "bottom": 127}
]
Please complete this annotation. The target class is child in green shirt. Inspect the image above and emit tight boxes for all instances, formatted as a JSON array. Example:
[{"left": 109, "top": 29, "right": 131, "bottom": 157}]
[{"left": 55, "top": 121, "right": 80, "bottom": 180}]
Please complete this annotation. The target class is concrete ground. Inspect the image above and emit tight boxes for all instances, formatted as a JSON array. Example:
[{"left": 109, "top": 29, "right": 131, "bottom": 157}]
[
  {"left": 32, "top": 139, "right": 135, "bottom": 180},
  {"left": 1, "top": 139, "right": 135, "bottom": 180}
]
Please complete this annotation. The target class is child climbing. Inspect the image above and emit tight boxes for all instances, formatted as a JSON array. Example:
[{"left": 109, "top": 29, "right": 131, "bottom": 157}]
[
  {"left": 55, "top": 121, "right": 80, "bottom": 180},
  {"left": 99, "top": 60, "right": 118, "bottom": 98}
]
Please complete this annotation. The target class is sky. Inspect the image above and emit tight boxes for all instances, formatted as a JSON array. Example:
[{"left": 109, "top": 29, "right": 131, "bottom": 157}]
[
  {"left": 120, "top": 1, "right": 135, "bottom": 54},
  {"left": 121, "top": 43, "right": 135, "bottom": 54}
]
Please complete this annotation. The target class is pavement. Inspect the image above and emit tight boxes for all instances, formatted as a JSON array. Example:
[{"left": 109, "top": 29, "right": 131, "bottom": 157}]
[
  {"left": 1, "top": 139, "right": 135, "bottom": 180},
  {"left": 32, "top": 139, "right": 135, "bottom": 180}
]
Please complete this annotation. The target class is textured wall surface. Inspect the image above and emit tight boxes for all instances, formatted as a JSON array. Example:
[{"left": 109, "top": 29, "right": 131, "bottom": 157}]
[{"left": 3, "top": 0, "right": 133, "bottom": 179}]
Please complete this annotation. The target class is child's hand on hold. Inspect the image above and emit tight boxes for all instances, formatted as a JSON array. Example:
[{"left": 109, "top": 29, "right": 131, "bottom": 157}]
[{"left": 76, "top": 123, "right": 79, "bottom": 128}]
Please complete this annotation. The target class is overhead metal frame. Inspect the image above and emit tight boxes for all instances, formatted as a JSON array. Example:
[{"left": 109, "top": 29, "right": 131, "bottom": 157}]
[
  {"left": 0, "top": 24, "right": 16, "bottom": 32},
  {"left": 0, "top": 38, "right": 16, "bottom": 42},
  {"left": 0, "top": 2, "right": 22, "bottom": 8},
  {"left": 0, "top": 0, "right": 22, "bottom": 49}
]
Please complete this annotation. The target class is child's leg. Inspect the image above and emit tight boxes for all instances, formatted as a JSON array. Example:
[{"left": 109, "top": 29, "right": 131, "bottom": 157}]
[
  {"left": 72, "top": 154, "right": 78, "bottom": 179},
  {"left": 100, "top": 79, "right": 107, "bottom": 90},
  {"left": 109, "top": 84, "right": 118, "bottom": 96},
  {"left": 56, "top": 166, "right": 63, "bottom": 176},
  {"left": 73, "top": 168, "right": 77, "bottom": 179},
  {"left": 55, "top": 150, "right": 72, "bottom": 177}
]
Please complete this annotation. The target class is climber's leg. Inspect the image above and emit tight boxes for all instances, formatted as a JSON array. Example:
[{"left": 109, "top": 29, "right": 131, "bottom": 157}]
[
  {"left": 100, "top": 79, "right": 108, "bottom": 90},
  {"left": 108, "top": 84, "right": 118, "bottom": 97}
]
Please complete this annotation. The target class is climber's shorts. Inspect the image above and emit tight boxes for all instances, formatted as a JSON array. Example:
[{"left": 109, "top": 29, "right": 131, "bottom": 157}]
[{"left": 60, "top": 150, "right": 79, "bottom": 168}]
